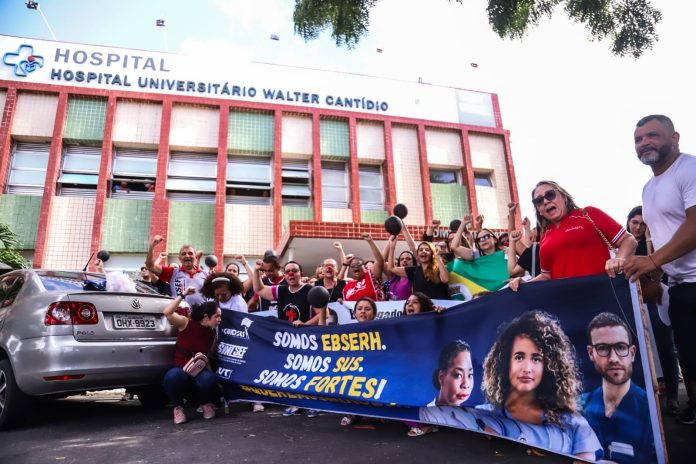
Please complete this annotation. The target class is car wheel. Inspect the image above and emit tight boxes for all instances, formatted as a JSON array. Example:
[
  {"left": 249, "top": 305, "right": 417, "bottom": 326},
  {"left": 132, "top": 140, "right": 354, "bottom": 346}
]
[
  {"left": 0, "top": 359, "right": 29, "bottom": 430},
  {"left": 133, "top": 385, "right": 169, "bottom": 409}
]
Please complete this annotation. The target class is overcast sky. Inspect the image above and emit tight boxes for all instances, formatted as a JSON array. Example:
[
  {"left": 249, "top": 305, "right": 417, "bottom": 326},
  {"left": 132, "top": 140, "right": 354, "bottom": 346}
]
[{"left": 1, "top": 0, "right": 693, "bottom": 224}]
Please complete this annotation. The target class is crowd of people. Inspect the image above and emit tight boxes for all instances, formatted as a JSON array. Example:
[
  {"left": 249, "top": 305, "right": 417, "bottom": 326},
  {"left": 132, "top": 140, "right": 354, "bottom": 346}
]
[{"left": 120, "top": 114, "right": 695, "bottom": 457}]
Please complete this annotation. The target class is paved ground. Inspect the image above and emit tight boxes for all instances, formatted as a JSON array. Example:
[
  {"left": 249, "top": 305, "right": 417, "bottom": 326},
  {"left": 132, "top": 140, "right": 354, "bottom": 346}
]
[{"left": 0, "top": 388, "right": 690, "bottom": 464}]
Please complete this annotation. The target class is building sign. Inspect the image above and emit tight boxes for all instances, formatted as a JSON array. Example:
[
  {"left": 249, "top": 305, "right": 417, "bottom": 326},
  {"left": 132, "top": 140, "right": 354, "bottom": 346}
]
[{"left": 0, "top": 35, "right": 496, "bottom": 127}]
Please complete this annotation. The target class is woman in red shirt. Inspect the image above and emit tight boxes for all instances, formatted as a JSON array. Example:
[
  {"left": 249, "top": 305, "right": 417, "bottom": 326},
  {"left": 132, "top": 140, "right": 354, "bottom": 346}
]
[
  {"left": 163, "top": 286, "right": 221, "bottom": 424},
  {"left": 510, "top": 180, "right": 636, "bottom": 291}
]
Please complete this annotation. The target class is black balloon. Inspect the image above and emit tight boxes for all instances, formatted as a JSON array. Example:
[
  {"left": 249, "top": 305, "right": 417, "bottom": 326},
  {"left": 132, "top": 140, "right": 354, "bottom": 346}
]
[
  {"left": 393, "top": 203, "right": 408, "bottom": 219},
  {"left": 449, "top": 219, "right": 462, "bottom": 232},
  {"left": 307, "top": 285, "right": 330, "bottom": 308},
  {"left": 263, "top": 249, "right": 278, "bottom": 260},
  {"left": 204, "top": 255, "right": 218, "bottom": 268},
  {"left": 384, "top": 215, "right": 403, "bottom": 236},
  {"left": 96, "top": 250, "right": 110, "bottom": 262}
]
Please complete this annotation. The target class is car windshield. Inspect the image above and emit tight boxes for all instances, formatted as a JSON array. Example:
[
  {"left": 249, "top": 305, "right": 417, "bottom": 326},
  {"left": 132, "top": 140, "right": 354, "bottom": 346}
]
[{"left": 38, "top": 272, "right": 161, "bottom": 295}]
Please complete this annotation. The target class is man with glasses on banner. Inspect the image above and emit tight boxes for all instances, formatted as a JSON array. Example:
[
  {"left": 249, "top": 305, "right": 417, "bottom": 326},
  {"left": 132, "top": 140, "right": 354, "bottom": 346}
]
[
  {"left": 625, "top": 114, "right": 696, "bottom": 425},
  {"left": 580, "top": 312, "right": 655, "bottom": 464}
]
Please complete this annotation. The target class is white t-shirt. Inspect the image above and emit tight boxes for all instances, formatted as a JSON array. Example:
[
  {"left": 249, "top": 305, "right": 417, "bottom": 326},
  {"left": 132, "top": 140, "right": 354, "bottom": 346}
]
[
  {"left": 218, "top": 294, "right": 248, "bottom": 313},
  {"left": 643, "top": 153, "right": 696, "bottom": 284}
]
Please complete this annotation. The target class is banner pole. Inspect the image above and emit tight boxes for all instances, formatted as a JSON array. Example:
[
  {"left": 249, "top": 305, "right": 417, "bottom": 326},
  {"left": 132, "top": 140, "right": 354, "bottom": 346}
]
[{"left": 637, "top": 279, "right": 669, "bottom": 464}]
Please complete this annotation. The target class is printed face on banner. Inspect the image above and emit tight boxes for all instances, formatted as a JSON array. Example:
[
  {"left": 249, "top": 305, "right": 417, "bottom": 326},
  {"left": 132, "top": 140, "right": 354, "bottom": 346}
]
[
  {"left": 508, "top": 336, "right": 544, "bottom": 394},
  {"left": 588, "top": 325, "right": 636, "bottom": 386},
  {"left": 437, "top": 350, "right": 474, "bottom": 406}
]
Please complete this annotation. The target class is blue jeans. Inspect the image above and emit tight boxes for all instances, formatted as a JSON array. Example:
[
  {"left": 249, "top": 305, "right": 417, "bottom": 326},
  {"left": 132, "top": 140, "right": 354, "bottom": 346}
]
[{"left": 163, "top": 367, "right": 218, "bottom": 407}]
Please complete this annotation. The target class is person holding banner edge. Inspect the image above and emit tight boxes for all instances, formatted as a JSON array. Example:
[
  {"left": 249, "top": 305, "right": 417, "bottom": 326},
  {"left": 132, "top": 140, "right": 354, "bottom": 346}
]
[
  {"left": 624, "top": 114, "right": 696, "bottom": 425},
  {"left": 509, "top": 181, "right": 636, "bottom": 291},
  {"left": 242, "top": 257, "right": 323, "bottom": 418},
  {"left": 162, "top": 286, "right": 221, "bottom": 425},
  {"left": 339, "top": 297, "right": 378, "bottom": 427}
]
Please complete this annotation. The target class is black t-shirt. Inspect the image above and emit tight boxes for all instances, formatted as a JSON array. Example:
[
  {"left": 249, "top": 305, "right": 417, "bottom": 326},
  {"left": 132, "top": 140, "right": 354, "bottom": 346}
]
[
  {"left": 517, "top": 243, "right": 541, "bottom": 278},
  {"left": 314, "top": 279, "right": 347, "bottom": 303},
  {"left": 259, "top": 275, "right": 286, "bottom": 312},
  {"left": 405, "top": 266, "right": 450, "bottom": 300},
  {"left": 276, "top": 284, "right": 313, "bottom": 322}
]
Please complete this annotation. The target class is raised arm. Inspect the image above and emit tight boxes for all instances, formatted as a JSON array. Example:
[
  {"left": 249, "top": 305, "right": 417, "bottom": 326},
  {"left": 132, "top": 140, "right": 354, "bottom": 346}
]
[
  {"left": 146, "top": 235, "right": 165, "bottom": 276},
  {"left": 163, "top": 286, "right": 196, "bottom": 330},
  {"left": 363, "top": 233, "right": 385, "bottom": 279},
  {"left": 234, "top": 256, "right": 253, "bottom": 294},
  {"left": 520, "top": 217, "right": 533, "bottom": 249},
  {"left": 400, "top": 221, "right": 417, "bottom": 254},
  {"left": 507, "top": 202, "right": 517, "bottom": 234},
  {"left": 451, "top": 214, "right": 475, "bottom": 261},
  {"left": 238, "top": 255, "right": 274, "bottom": 301},
  {"left": 384, "top": 235, "right": 397, "bottom": 278},
  {"left": 507, "top": 230, "right": 526, "bottom": 277},
  {"left": 333, "top": 241, "right": 349, "bottom": 280},
  {"left": 434, "top": 252, "right": 450, "bottom": 283}
]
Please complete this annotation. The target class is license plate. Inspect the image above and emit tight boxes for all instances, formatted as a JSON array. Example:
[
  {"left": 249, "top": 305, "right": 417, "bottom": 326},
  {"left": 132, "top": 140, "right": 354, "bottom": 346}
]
[{"left": 113, "top": 314, "right": 156, "bottom": 330}]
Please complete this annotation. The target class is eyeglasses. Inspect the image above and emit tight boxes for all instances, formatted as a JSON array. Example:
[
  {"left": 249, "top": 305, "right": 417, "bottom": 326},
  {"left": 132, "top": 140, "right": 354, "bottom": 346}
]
[
  {"left": 592, "top": 343, "right": 630, "bottom": 357},
  {"left": 284, "top": 268, "right": 300, "bottom": 275},
  {"left": 349, "top": 263, "right": 364, "bottom": 269},
  {"left": 476, "top": 234, "right": 492, "bottom": 242},
  {"left": 532, "top": 189, "right": 558, "bottom": 207}
]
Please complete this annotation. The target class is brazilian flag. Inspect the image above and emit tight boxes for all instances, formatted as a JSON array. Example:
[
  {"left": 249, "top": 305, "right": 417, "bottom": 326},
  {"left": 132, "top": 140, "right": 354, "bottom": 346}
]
[{"left": 447, "top": 251, "right": 509, "bottom": 300}]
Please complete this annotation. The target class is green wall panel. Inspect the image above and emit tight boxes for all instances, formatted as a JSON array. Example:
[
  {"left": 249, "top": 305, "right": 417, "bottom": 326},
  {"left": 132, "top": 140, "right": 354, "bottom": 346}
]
[
  {"left": 360, "top": 210, "right": 388, "bottom": 224},
  {"left": 63, "top": 97, "right": 107, "bottom": 142},
  {"left": 228, "top": 110, "right": 274, "bottom": 154},
  {"left": 282, "top": 206, "right": 314, "bottom": 227},
  {"left": 430, "top": 183, "right": 469, "bottom": 223},
  {"left": 167, "top": 202, "right": 215, "bottom": 254},
  {"left": 320, "top": 119, "right": 349, "bottom": 159},
  {"left": 0, "top": 194, "right": 41, "bottom": 249},
  {"left": 101, "top": 199, "right": 152, "bottom": 253}
]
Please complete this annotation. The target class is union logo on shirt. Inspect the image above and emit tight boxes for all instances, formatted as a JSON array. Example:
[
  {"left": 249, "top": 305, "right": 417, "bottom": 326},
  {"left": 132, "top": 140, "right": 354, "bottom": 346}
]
[{"left": 282, "top": 304, "right": 301, "bottom": 322}]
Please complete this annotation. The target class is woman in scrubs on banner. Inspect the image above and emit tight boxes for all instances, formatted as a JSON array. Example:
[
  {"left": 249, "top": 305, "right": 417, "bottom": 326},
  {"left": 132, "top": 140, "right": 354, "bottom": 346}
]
[{"left": 477, "top": 310, "right": 602, "bottom": 460}]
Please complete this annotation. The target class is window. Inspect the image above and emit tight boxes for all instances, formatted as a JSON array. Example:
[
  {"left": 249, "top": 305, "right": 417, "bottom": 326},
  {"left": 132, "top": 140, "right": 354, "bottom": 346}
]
[
  {"left": 57, "top": 145, "right": 101, "bottom": 197},
  {"left": 321, "top": 161, "right": 348, "bottom": 208},
  {"left": 282, "top": 160, "right": 310, "bottom": 207},
  {"left": 6, "top": 142, "right": 49, "bottom": 195},
  {"left": 474, "top": 172, "right": 494, "bottom": 187},
  {"left": 0, "top": 274, "right": 24, "bottom": 308},
  {"left": 111, "top": 148, "right": 158, "bottom": 199},
  {"left": 226, "top": 156, "right": 272, "bottom": 205},
  {"left": 166, "top": 151, "right": 217, "bottom": 203},
  {"left": 359, "top": 165, "right": 384, "bottom": 210},
  {"left": 429, "top": 169, "right": 459, "bottom": 184}
]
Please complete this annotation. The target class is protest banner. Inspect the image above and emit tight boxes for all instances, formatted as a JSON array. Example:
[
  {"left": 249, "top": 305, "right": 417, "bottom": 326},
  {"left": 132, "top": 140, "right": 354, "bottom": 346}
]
[{"left": 217, "top": 275, "right": 665, "bottom": 463}]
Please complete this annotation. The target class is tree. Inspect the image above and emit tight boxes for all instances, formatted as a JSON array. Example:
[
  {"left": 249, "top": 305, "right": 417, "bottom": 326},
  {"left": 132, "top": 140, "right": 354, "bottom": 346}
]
[
  {"left": 0, "top": 223, "right": 29, "bottom": 270},
  {"left": 293, "top": 0, "right": 662, "bottom": 59}
]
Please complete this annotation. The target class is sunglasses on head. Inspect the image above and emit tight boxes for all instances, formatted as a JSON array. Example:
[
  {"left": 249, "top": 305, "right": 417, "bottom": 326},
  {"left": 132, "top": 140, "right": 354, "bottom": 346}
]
[
  {"left": 532, "top": 189, "right": 558, "bottom": 207},
  {"left": 284, "top": 268, "right": 300, "bottom": 275},
  {"left": 476, "top": 234, "right": 492, "bottom": 242}
]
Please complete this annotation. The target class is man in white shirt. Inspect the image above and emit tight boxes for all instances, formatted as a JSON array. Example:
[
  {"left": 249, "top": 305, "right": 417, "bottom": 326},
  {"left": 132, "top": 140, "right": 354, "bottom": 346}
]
[{"left": 624, "top": 114, "right": 696, "bottom": 425}]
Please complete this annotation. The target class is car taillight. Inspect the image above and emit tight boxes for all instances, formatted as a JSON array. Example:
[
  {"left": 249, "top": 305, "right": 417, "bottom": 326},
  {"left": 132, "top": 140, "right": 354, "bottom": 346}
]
[{"left": 45, "top": 302, "right": 99, "bottom": 325}]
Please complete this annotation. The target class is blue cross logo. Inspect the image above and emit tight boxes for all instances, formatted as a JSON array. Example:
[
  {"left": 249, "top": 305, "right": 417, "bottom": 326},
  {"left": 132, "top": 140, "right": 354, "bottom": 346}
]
[{"left": 3, "top": 44, "right": 44, "bottom": 77}]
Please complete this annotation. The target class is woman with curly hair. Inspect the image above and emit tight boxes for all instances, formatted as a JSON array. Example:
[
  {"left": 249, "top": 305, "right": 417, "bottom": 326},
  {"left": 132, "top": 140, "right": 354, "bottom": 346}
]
[
  {"left": 478, "top": 310, "right": 602, "bottom": 460},
  {"left": 386, "top": 241, "right": 450, "bottom": 300},
  {"left": 200, "top": 272, "right": 246, "bottom": 313}
]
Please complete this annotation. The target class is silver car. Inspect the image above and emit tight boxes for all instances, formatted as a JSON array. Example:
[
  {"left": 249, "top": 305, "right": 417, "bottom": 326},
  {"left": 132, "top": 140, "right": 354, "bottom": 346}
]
[{"left": 0, "top": 269, "right": 177, "bottom": 429}]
